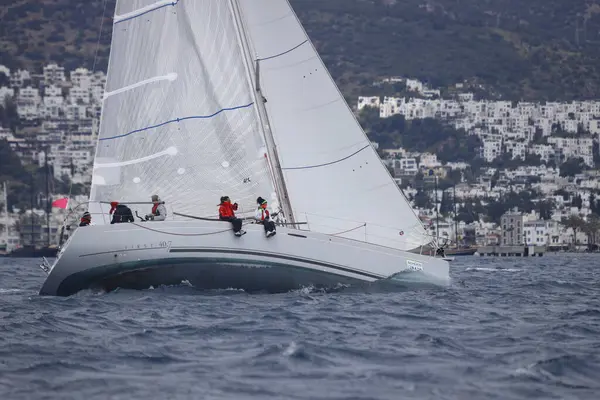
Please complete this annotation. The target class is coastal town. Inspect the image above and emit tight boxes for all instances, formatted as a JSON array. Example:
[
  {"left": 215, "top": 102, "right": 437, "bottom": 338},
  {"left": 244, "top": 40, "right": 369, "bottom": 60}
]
[{"left": 1, "top": 65, "right": 600, "bottom": 254}]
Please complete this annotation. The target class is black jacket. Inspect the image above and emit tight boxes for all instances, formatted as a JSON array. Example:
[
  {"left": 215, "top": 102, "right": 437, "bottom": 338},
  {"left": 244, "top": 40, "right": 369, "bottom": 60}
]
[{"left": 111, "top": 204, "right": 134, "bottom": 224}]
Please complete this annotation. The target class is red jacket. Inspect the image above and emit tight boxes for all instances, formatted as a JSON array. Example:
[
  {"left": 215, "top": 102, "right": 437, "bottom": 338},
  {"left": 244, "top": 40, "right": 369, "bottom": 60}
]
[{"left": 219, "top": 201, "right": 238, "bottom": 219}]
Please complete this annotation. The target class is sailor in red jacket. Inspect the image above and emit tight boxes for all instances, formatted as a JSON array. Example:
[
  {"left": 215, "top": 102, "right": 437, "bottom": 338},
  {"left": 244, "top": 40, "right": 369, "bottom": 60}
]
[{"left": 219, "top": 196, "right": 245, "bottom": 236}]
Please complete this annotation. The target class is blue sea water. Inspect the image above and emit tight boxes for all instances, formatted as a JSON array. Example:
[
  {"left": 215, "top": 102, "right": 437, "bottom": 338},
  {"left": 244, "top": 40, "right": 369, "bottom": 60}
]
[{"left": 0, "top": 254, "right": 599, "bottom": 400}]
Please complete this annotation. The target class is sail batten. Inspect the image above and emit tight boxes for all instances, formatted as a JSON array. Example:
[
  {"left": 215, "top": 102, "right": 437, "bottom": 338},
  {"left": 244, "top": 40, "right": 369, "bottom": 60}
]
[{"left": 238, "top": 0, "right": 430, "bottom": 251}]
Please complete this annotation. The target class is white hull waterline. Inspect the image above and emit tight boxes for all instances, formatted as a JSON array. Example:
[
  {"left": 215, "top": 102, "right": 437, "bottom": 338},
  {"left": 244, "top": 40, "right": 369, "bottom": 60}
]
[{"left": 39, "top": 220, "right": 449, "bottom": 296}]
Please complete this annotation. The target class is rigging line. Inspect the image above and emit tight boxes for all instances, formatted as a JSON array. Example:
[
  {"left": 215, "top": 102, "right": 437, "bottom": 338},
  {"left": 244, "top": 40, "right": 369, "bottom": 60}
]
[
  {"left": 99, "top": 103, "right": 254, "bottom": 141},
  {"left": 64, "top": 0, "right": 108, "bottom": 223},
  {"left": 92, "top": 0, "right": 109, "bottom": 73},
  {"left": 173, "top": 212, "right": 308, "bottom": 225},
  {"left": 281, "top": 145, "right": 370, "bottom": 170},
  {"left": 257, "top": 40, "right": 308, "bottom": 61},
  {"left": 302, "top": 211, "right": 427, "bottom": 237},
  {"left": 131, "top": 222, "right": 240, "bottom": 237},
  {"left": 331, "top": 223, "right": 366, "bottom": 236}
]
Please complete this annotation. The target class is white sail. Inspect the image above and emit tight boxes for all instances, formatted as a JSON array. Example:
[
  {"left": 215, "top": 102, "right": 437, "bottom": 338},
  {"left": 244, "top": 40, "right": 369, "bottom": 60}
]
[
  {"left": 237, "top": 0, "right": 430, "bottom": 251},
  {"left": 88, "top": 0, "right": 276, "bottom": 223}
]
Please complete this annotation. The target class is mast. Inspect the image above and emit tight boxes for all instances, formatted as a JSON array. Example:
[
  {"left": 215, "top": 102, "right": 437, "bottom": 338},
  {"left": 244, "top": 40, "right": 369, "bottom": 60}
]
[
  {"left": 434, "top": 173, "right": 439, "bottom": 242},
  {"left": 228, "top": 0, "right": 296, "bottom": 226},
  {"left": 3, "top": 182, "right": 8, "bottom": 251},
  {"left": 453, "top": 184, "right": 458, "bottom": 248},
  {"left": 30, "top": 173, "right": 34, "bottom": 248},
  {"left": 44, "top": 146, "right": 50, "bottom": 247}
]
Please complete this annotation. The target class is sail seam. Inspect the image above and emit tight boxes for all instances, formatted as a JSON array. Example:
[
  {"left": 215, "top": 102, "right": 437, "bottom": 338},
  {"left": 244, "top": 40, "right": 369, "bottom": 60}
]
[
  {"left": 282, "top": 144, "right": 370, "bottom": 170},
  {"left": 257, "top": 40, "right": 308, "bottom": 61},
  {"left": 114, "top": 0, "right": 179, "bottom": 24},
  {"left": 99, "top": 103, "right": 254, "bottom": 141}
]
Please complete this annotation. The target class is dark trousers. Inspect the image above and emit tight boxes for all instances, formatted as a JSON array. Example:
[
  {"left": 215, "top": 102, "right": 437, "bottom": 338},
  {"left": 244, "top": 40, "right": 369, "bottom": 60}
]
[
  {"left": 261, "top": 220, "right": 276, "bottom": 233},
  {"left": 220, "top": 216, "right": 242, "bottom": 232}
]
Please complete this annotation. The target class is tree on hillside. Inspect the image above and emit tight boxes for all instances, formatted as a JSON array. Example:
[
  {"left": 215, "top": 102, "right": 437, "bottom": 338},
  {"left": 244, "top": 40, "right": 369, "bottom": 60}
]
[
  {"left": 456, "top": 201, "right": 480, "bottom": 224},
  {"left": 358, "top": 106, "right": 380, "bottom": 128},
  {"left": 446, "top": 169, "right": 462, "bottom": 185},
  {"left": 413, "top": 189, "right": 432, "bottom": 209},
  {"left": 537, "top": 199, "right": 555, "bottom": 220},
  {"left": 559, "top": 157, "right": 587, "bottom": 177},
  {"left": 571, "top": 194, "right": 583, "bottom": 210},
  {"left": 561, "top": 215, "right": 586, "bottom": 248},
  {"left": 554, "top": 188, "right": 570, "bottom": 201},
  {"left": 484, "top": 190, "right": 538, "bottom": 224},
  {"left": 583, "top": 214, "right": 600, "bottom": 251},
  {"left": 524, "top": 153, "right": 543, "bottom": 166},
  {"left": 590, "top": 193, "right": 599, "bottom": 216},
  {"left": 439, "top": 191, "right": 453, "bottom": 215},
  {"left": 362, "top": 115, "right": 481, "bottom": 162},
  {"left": 0, "top": 96, "right": 20, "bottom": 133}
]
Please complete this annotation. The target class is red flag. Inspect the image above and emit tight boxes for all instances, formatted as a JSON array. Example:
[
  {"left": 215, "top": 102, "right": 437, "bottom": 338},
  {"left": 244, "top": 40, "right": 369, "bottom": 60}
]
[{"left": 51, "top": 197, "right": 69, "bottom": 209}]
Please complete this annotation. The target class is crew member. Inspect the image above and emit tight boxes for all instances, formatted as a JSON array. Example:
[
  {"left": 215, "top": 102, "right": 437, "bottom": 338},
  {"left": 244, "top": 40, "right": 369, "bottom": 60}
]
[
  {"left": 255, "top": 197, "right": 276, "bottom": 237},
  {"left": 436, "top": 246, "right": 446, "bottom": 258},
  {"left": 110, "top": 201, "right": 134, "bottom": 224},
  {"left": 219, "top": 196, "right": 245, "bottom": 236},
  {"left": 146, "top": 194, "right": 167, "bottom": 221},
  {"left": 79, "top": 211, "right": 91, "bottom": 227}
]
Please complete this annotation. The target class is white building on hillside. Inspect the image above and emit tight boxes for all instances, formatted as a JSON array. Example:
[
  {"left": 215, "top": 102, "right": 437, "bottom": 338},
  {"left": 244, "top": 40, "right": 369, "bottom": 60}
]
[
  {"left": 43, "top": 64, "right": 66, "bottom": 86},
  {"left": 523, "top": 220, "right": 548, "bottom": 246},
  {"left": 501, "top": 211, "right": 524, "bottom": 246},
  {"left": 547, "top": 137, "right": 594, "bottom": 167},
  {"left": 481, "top": 137, "right": 502, "bottom": 162},
  {"left": 0, "top": 87, "right": 15, "bottom": 106},
  {"left": 9, "top": 69, "right": 30, "bottom": 88},
  {"left": 70, "top": 68, "right": 92, "bottom": 91},
  {"left": 357, "top": 96, "right": 380, "bottom": 111}
]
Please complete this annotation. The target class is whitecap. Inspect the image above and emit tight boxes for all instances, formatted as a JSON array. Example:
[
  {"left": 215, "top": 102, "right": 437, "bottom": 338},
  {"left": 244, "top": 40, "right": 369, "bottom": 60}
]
[
  {"left": 0, "top": 288, "right": 23, "bottom": 294},
  {"left": 466, "top": 267, "right": 522, "bottom": 272},
  {"left": 282, "top": 341, "right": 298, "bottom": 357}
]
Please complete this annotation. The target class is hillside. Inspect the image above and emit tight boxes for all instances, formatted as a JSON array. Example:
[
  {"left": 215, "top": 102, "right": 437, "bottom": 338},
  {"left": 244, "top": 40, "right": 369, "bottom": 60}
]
[{"left": 0, "top": 0, "right": 599, "bottom": 101}]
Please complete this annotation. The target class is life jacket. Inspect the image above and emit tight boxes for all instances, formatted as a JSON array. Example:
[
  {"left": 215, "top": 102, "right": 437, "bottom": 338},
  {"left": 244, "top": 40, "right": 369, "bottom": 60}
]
[
  {"left": 79, "top": 217, "right": 90, "bottom": 226},
  {"left": 219, "top": 201, "right": 236, "bottom": 219},
  {"left": 152, "top": 202, "right": 160, "bottom": 216},
  {"left": 257, "top": 207, "right": 270, "bottom": 221}
]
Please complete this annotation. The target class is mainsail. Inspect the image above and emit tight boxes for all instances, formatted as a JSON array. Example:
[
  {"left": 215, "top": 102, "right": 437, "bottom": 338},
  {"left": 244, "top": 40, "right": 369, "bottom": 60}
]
[
  {"left": 89, "top": 0, "right": 276, "bottom": 222},
  {"left": 237, "top": 0, "right": 430, "bottom": 251}
]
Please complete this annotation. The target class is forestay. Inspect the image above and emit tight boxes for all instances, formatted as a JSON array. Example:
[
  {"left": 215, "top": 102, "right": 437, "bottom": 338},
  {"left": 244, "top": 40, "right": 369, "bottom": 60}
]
[
  {"left": 89, "top": 0, "right": 275, "bottom": 223},
  {"left": 237, "top": 0, "right": 430, "bottom": 251}
]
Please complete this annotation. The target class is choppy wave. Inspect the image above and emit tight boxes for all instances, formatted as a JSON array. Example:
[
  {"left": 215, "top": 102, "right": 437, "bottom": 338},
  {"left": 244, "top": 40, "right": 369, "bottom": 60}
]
[
  {"left": 1, "top": 255, "right": 600, "bottom": 399},
  {"left": 466, "top": 267, "right": 523, "bottom": 272}
]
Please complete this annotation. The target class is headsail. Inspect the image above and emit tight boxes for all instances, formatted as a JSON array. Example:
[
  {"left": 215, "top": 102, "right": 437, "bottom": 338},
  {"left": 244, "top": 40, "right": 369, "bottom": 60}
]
[
  {"left": 237, "top": 0, "right": 430, "bottom": 251},
  {"left": 89, "top": 0, "right": 275, "bottom": 223}
]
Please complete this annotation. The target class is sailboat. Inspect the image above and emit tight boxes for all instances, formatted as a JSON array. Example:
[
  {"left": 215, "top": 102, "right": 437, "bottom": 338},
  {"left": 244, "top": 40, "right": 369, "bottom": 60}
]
[{"left": 39, "top": 0, "right": 449, "bottom": 296}]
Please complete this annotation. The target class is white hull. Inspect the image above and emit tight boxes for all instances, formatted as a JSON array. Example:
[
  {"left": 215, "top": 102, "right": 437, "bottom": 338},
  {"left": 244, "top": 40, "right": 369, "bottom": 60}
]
[{"left": 39, "top": 220, "right": 449, "bottom": 296}]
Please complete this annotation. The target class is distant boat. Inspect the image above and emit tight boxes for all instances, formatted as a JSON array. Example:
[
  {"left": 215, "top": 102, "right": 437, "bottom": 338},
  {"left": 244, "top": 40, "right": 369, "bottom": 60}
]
[
  {"left": 444, "top": 247, "right": 477, "bottom": 256},
  {"left": 8, "top": 245, "right": 58, "bottom": 258},
  {"left": 39, "top": 0, "right": 449, "bottom": 296}
]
